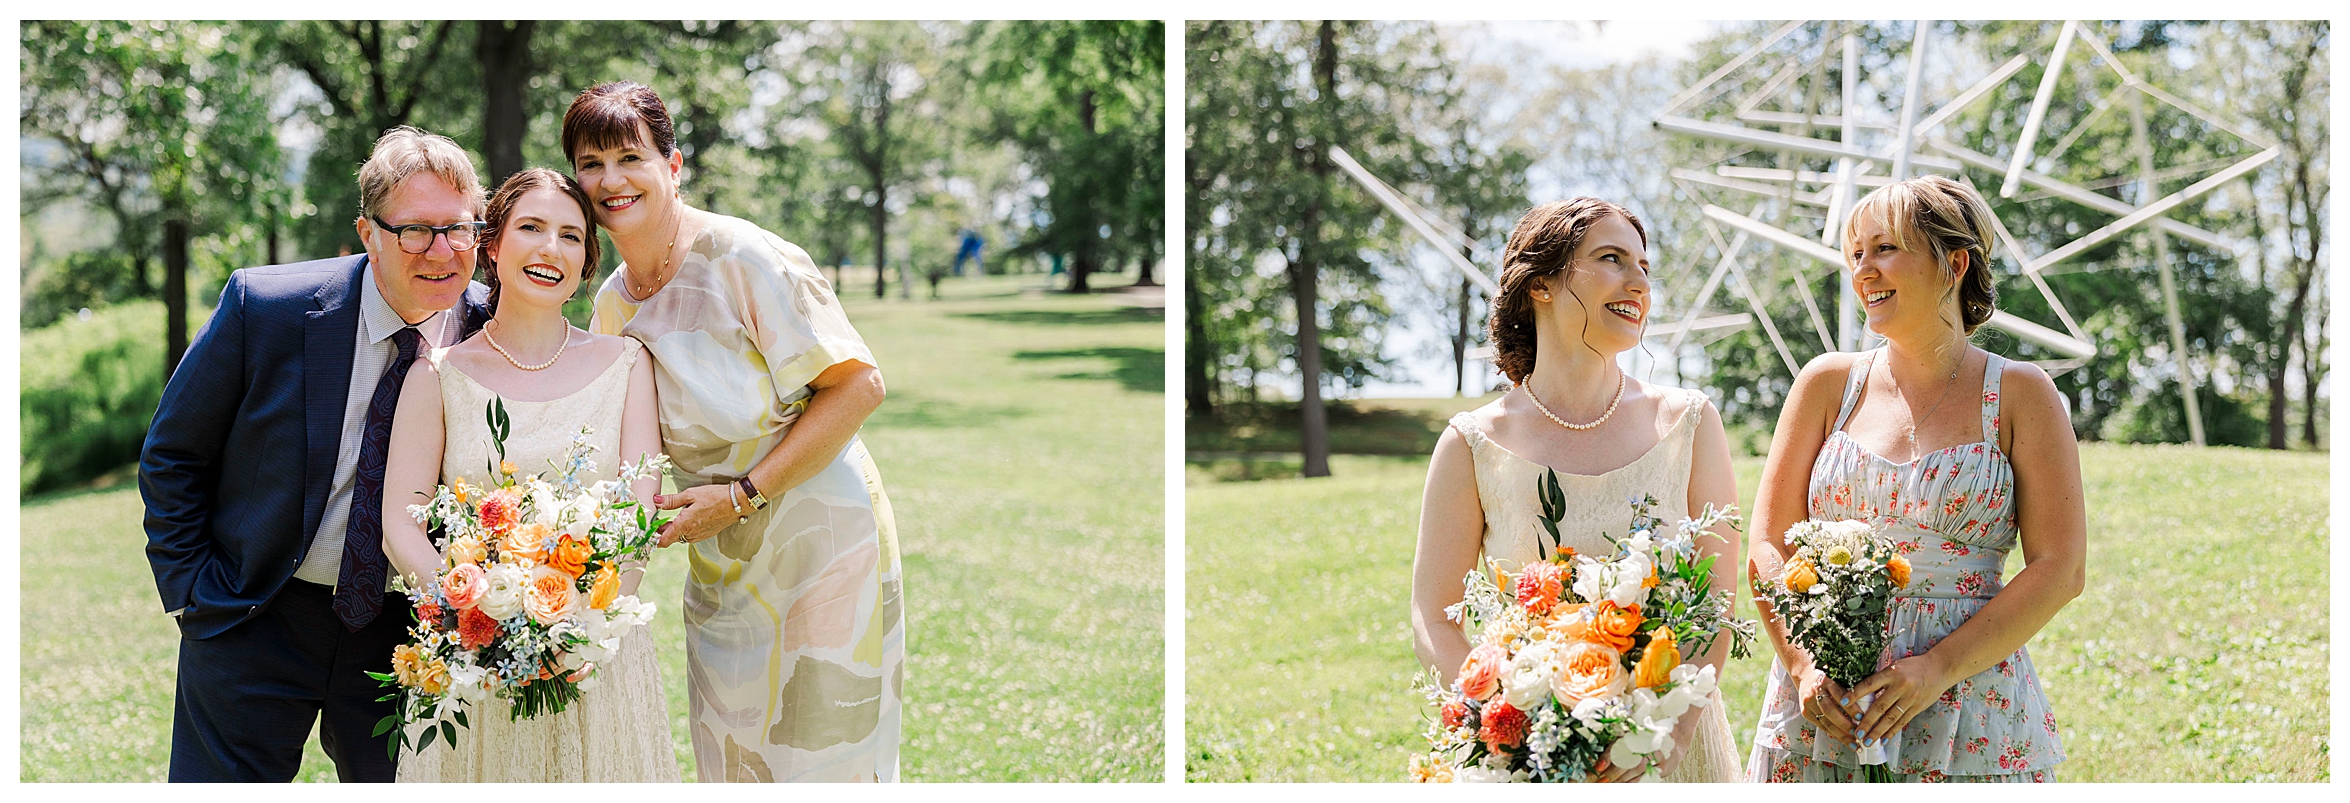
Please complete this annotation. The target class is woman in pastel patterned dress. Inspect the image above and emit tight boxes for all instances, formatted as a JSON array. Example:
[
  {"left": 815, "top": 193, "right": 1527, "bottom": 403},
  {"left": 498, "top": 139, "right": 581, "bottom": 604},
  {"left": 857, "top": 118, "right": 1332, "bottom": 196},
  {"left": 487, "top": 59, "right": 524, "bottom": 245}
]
[
  {"left": 1411, "top": 198, "right": 1746, "bottom": 782},
  {"left": 1745, "top": 175, "right": 2085, "bottom": 782},
  {"left": 382, "top": 169, "right": 679, "bottom": 781},
  {"left": 567, "top": 82, "right": 903, "bottom": 782}
]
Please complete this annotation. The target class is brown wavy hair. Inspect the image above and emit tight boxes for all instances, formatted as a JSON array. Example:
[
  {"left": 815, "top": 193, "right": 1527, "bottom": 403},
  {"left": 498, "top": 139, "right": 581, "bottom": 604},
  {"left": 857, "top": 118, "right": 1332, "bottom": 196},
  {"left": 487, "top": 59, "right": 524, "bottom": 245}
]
[
  {"left": 1844, "top": 174, "right": 1999, "bottom": 335},
  {"left": 1487, "top": 198, "right": 1648, "bottom": 385},
  {"left": 480, "top": 167, "right": 602, "bottom": 314}
]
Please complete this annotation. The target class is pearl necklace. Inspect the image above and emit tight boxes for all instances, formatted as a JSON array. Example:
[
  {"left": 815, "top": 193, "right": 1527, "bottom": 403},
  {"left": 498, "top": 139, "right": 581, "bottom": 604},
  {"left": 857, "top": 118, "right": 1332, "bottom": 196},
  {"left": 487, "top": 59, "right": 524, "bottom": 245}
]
[
  {"left": 483, "top": 320, "right": 571, "bottom": 371},
  {"left": 1520, "top": 369, "right": 1626, "bottom": 431}
]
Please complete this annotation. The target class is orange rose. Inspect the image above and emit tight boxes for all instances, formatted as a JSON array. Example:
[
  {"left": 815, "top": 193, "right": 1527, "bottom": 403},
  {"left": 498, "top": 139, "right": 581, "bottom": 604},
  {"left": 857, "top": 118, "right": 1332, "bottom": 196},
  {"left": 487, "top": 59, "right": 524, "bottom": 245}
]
[
  {"left": 1784, "top": 557, "right": 1819, "bottom": 594},
  {"left": 1632, "top": 627, "right": 1680, "bottom": 688},
  {"left": 587, "top": 561, "right": 621, "bottom": 610},
  {"left": 502, "top": 522, "right": 553, "bottom": 563},
  {"left": 545, "top": 531, "right": 593, "bottom": 578},
  {"left": 1887, "top": 554, "right": 1912, "bottom": 588},
  {"left": 1551, "top": 640, "right": 1630, "bottom": 702},
  {"left": 1584, "top": 600, "right": 1643, "bottom": 653},
  {"left": 1458, "top": 644, "right": 1507, "bottom": 701},
  {"left": 523, "top": 565, "right": 581, "bottom": 625}
]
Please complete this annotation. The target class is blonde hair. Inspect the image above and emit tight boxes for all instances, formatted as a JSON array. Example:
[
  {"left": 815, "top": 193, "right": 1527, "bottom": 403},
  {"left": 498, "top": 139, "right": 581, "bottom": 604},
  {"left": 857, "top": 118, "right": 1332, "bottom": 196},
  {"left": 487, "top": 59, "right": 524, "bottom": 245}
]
[
  {"left": 1844, "top": 174, "right": 1999, "bottom": 334},
  {"left": 356, "top": 125, "right": 485, "bottom": 221}
]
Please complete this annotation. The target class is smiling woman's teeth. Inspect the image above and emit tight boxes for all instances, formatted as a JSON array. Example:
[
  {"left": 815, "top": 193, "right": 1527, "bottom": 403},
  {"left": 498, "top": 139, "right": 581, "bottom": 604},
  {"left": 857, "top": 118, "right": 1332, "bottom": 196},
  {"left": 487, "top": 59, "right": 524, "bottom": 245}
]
[
  {"left": 523, "top": 266, "right": 563, "bottom": 284},
  {"left": 1604, "top": 302, "right": 1639, "bottom": 320},
  {"left": 1867, "top": 290, "right": 1893, "bottom": 304},
  {"left": 603, "top": 196, "right": 636, "bottom": 210}
]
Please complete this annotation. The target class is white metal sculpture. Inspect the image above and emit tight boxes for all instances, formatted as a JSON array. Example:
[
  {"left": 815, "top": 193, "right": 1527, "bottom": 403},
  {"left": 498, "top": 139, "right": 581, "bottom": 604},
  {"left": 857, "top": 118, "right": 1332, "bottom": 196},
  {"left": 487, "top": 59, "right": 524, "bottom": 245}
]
[{"left": 1654, "top": 20, "right": 2279, "bottom": 444}]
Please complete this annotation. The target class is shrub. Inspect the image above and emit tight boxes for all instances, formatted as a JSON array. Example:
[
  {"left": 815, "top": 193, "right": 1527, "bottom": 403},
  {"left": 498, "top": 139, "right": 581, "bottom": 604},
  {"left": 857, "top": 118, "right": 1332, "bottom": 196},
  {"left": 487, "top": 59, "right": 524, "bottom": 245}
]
[{"left": 19, "top": 301, "right": 208, "bottom": 495}]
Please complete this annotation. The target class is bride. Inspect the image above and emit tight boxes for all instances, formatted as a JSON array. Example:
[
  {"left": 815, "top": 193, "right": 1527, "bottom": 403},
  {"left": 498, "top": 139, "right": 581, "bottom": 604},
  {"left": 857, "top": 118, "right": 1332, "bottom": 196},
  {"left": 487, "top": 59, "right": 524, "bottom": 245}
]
[
  {"left": 1410, "top": 197, "right": 1743, "bottom": 782},
  {"left": 380, "top": 167, "right": 680, "bottom": 781}
]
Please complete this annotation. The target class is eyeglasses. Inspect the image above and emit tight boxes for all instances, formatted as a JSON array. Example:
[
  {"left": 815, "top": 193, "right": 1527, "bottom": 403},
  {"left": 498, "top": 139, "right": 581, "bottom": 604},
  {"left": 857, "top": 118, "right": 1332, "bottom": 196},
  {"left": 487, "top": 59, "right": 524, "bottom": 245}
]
[{"left": 370, "top": 216, "right": 486, "bottom": 254}]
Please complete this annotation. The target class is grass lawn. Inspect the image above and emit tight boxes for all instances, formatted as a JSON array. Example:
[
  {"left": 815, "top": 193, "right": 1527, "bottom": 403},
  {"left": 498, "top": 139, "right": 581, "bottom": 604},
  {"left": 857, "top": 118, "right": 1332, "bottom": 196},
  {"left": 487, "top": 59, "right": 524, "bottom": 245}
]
[
  {"left": 19, "top": 271, "right": 1165, "bottom": 782},
  {"left": 1185, "top": 438, "right": 2328, "bottom": 782}
]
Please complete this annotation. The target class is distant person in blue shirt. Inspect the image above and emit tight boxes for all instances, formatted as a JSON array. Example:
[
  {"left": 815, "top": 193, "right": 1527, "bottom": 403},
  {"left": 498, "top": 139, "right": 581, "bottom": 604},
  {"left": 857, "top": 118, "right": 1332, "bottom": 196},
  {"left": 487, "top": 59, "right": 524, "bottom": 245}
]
[{"left": 953, "top": 228, "right": 985, "bottom": 276}]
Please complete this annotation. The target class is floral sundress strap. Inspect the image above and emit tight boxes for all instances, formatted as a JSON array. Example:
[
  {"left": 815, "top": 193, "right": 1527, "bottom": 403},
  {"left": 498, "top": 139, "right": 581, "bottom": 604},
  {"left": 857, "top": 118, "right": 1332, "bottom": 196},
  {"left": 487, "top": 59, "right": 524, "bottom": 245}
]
[
  {"left": 1829, "top": 348, "right": 1878, "bottom": 433},
  {"left": 1979, "top": 352, "right": 2008, "bottom": 443}
]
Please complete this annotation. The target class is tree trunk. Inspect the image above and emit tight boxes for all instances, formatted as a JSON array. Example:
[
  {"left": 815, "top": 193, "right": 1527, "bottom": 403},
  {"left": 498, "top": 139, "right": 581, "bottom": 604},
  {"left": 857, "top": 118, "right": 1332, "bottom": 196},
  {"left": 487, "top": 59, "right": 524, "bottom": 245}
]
[
  {"left": 1135, "top": 253, "right": 1158, "bottom": 287},
  {"left": 164, "top": 217, "right": 191, "bottom": 377},
  {"left": 2268, "top": 274, "right": 2307, "bottom": 449},
  {"left": 870, "top": 87, "right": 891, "bottom": 299},
  {"left": 1290, "top": 254, "right": 1330, "bottom": 478},
  {"left": 1069, "top": 251, "right": 1095, "bottom": 293},
  {"left": 2303, "top": 300, "right": 2325, "bottom": 447},
  {"left": 1454, "top": 211, "right": 1480, "bottom": 397},
  {"left": 133, "top": 253, "right": 151, "bottom": 297},
  {"left": 1455, "top": 275, "right": 1473, "bottom": 397},
  {"left": 1293, "top": 20, "right": 1340, "bottom": 479},
  {"left": 476, "top": 21, "right": 534, "bottom": 188},
  {"left": 1184, "top": 257, "right": 1212, "bottom": 414}
]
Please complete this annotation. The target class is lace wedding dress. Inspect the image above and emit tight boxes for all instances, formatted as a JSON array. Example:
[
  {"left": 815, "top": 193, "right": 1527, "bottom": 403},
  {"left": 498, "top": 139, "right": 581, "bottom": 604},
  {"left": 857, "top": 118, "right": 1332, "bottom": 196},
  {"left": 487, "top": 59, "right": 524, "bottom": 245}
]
[
  {"left": 1447, "top": 387, "right": 1742, "bottom": 783},
  {"left": 395, "top": 338, "right": 680, "bottom": 782}
]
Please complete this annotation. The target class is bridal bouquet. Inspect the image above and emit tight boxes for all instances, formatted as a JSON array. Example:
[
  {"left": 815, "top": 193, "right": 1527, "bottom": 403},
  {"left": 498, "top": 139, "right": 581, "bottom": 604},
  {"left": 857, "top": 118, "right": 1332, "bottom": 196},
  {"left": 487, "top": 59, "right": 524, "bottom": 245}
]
[
  {"left": 1755, "top": 518, "right": 1911, "bottom": 782},
  {"left": 369, "top": 399, "right": 672, "bottom": 759},
  {"left": 1412, "top": 478, "right": 1755, "bottom": 783}
]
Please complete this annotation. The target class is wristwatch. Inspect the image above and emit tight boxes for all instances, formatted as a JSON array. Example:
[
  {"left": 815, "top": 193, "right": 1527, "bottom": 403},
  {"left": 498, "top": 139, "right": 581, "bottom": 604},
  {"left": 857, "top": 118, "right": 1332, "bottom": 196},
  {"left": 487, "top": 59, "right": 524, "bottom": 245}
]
[{"left": 736, "top": 476, "right": 770, "bottom": 511}]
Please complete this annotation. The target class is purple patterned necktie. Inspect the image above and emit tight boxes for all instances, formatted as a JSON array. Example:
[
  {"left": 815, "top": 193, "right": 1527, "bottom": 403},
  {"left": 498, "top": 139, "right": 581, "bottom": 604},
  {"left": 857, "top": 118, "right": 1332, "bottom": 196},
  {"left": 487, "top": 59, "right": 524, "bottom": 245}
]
[{"left": 332, "top": 326, "right": 420, "bottom": 630}]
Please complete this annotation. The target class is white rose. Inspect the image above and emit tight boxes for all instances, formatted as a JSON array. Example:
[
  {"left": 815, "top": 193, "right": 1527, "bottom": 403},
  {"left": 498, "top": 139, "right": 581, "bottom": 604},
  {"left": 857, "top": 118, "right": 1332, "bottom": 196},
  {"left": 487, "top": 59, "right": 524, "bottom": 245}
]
[
  {"left": 477, "top": 563, "right": 529, "bottom": 621},
  {"left": 1502, "top": 643, "right": 1562, "bottom": 710}
]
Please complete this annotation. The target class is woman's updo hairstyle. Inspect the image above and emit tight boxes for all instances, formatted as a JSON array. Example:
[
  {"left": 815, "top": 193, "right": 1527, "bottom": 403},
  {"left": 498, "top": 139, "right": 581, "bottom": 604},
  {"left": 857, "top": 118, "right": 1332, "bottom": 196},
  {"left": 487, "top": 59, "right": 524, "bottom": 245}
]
[
  {"left": 1487, "top": 197, "right": 1647, "bottom": 385},
  {"left": 562, "top": 81, "right": 677, "bottom": 164},
  {"left": 1845, "top": 174, "right": 2000, "bottom": 335},
  {"left": 480, "top": 167, "right": 602, "bottom": 314}
]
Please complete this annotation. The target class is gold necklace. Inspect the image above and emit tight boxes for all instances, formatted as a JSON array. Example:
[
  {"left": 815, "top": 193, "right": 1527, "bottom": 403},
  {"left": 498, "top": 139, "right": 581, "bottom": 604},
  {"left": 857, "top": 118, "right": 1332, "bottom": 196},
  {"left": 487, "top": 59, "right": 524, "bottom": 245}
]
[
  {"left": 1883, "top": 349, "right": 1965, "bottom": 458},
  {"left": 1520, "top": 369, "right": 1626, "bottom": 431},
  {"left": 628, "top": 210, "right": 685, "bottom": 299},
  {"left": 483, "top": 319, "right": 570, "bottom": 372}
]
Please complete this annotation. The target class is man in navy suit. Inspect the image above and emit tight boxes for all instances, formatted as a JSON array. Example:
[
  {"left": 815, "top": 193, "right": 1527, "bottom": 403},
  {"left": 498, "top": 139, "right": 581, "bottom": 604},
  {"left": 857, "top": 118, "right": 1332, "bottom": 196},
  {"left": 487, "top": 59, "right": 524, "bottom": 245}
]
[{"left": 140, "top": 126, "right": 495, "bottom": 782}]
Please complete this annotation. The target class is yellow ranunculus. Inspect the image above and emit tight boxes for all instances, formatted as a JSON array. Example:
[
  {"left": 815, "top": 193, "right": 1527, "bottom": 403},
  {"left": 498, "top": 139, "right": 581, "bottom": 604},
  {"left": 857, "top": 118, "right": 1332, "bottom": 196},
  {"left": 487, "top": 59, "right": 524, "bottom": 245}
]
[
  {"left": 1632, "top": 628, "right": 1680, "bottom": 688},
  {"left": 1784, "top": 558, "right": 1820, "bottom": 594},
  {"left": 587, "top": 561, "right": 621, "bottom": 610},
  {"left": 1887, "top": 554, "right": 1913, "bottom": 588}
]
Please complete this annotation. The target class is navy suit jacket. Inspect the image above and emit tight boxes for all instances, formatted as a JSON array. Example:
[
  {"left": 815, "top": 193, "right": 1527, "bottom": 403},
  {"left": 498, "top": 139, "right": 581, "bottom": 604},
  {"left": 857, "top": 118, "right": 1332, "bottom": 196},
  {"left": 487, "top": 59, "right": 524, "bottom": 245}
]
[{"left": 139, "top": 255, "right": 491, "bottom": 640}]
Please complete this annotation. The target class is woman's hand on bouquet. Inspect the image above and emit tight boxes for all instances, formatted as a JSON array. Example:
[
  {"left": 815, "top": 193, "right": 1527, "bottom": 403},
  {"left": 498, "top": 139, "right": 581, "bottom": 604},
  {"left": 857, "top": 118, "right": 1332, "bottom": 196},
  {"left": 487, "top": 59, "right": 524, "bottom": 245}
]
[
  {"left": 1848, "top": 654, "right": 1951, "bottom": 745},
  {"left": 1592, "top": 753, "right": 1647, "bottom": 783},
  {"left": 1795, "top": 663, "right": 1859, "bottom": 745},
  {"left": 652, "top": 484, "right": 741, "bottom": 547}
]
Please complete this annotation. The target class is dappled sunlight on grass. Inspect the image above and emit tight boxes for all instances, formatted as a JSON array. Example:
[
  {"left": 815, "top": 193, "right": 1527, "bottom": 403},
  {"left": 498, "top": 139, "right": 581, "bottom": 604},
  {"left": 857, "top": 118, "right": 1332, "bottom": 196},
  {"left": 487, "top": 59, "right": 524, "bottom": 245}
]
[
  {"left": 21, "top": 272, "right": 1164, "bottom": 782},
  {"left": 1186, "top": 443, "right": 2326, "bottom": 782}
]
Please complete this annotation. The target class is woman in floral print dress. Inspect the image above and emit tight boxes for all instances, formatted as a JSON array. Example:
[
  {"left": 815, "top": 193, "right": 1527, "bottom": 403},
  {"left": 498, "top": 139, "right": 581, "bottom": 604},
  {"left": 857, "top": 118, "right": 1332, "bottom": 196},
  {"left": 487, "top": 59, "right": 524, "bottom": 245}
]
[{"left": 1744, "top": 175, "right": 2085, "bottom": 782}]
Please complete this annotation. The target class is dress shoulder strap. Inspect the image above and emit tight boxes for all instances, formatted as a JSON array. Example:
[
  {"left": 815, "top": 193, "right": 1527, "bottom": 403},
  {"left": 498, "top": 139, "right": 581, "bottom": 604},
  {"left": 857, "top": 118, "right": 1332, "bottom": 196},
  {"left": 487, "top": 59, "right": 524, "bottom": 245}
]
[
  {"left": 1447, "top": 411, "right": 1490, "bottom": 452},
  {"left": 1831, "top": 349, "right": 1876, "bottom": 432},
  {"left": 1980, "top": 352, "right": 2008, "bottom": 442}
]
